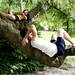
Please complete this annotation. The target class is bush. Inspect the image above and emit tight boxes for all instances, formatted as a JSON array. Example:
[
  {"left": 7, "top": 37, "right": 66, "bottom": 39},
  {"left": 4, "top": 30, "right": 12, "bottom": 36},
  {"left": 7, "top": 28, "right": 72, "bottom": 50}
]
[{"left": 0, "top": 38, "right": 44, "bottom": 74}]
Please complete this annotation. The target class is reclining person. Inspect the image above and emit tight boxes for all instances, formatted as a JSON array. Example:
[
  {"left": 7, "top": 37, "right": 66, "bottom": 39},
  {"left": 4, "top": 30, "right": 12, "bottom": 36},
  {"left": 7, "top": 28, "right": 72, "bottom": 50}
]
[{"left": 20, "top": 25, "right": 75, "bottom": 57}]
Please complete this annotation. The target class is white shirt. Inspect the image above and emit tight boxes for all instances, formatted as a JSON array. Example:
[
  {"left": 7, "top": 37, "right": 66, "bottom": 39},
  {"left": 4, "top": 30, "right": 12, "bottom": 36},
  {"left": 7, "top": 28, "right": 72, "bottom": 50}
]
[{"left": 31, "top": 38, "right": 57, "bottom": 57}]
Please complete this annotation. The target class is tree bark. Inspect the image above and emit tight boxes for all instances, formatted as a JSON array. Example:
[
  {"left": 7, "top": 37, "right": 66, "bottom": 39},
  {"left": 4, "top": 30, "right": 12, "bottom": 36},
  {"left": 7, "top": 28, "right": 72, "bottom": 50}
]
[{"left": 0, "top": 17, "right": 75, "bottom": 67}]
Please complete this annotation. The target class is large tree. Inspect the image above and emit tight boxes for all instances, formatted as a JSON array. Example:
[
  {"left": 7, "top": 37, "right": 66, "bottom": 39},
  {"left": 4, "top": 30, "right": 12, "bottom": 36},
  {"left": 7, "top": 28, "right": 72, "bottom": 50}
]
[{"left": 0, "top": 0, "right": 75, "bottom": 68}]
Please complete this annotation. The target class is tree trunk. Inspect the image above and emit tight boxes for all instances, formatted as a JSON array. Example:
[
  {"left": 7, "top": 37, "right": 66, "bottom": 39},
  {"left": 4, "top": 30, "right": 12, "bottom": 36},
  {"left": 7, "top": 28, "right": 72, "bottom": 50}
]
[{"left": 0, "top": 17, "right": 75, "bottom": 67}]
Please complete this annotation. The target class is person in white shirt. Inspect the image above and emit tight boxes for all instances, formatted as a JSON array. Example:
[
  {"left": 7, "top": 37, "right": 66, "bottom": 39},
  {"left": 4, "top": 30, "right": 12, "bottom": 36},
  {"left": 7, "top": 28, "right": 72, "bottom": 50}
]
[{"left": 20, "top": 25, "right": 75, "bottom": 57}]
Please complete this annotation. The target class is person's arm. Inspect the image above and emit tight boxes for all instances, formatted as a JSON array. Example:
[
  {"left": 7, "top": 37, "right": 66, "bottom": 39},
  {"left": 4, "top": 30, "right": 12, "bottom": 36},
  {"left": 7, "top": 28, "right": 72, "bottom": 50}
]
[
  {"left": 21, "top": 27, "right": 32, "bottom": 46},
  {"left": 29, "top": 25, "right": 38, "bottom": 40},
  {"left": 21, "top": 30, "right": 29, "bottom": 46},
  {"left": 21, "top": 25, "right": 38, "bottom": 46}
]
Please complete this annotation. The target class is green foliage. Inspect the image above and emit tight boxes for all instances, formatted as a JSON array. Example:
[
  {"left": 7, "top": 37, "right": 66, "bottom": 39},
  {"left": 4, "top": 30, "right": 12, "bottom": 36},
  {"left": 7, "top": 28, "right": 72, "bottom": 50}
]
[
  {"left": 0, "top": 0, "right": 75, "bottom": 35},
  {"left": 33, "top": 21, "right": 42, "bottom": 30},
  {"left": 0, "top": 38, "right": 44, "bottom": 74},
  {"left": 0, "top": 0, "right": 75, "bottom": 74},
  {"left": 64, "top": 56, "right": 75, "bottom": 66},
  {"left": 0, "top": 0, "right": 20, "bottom": 11},
  {"left": 0, "top": 47, "right": 44, "bottom": 74}
]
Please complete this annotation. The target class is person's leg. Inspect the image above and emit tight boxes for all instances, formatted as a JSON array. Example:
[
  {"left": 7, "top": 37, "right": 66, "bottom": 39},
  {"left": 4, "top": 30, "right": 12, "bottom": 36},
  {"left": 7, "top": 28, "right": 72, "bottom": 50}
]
[
  {"left": 55, "top": 29, "right": 65, "bottom": 56},
  {"left": 57, "top": 28, "right": 64, "bottom": 38},
  {"left": 57, "top": 28, "right": 75, "bottom": 47},
  {"left": 55, "top": 28, "right": 75, "bottom": 56},
  {"left": 0, "top": 12, "right": 16, "bottom": 20},
  {"left": 4, "top": 8, "right": 13, "bottom": 15},
  {"left": 28, "top": 25, "right": 38, "bottom": 40}
]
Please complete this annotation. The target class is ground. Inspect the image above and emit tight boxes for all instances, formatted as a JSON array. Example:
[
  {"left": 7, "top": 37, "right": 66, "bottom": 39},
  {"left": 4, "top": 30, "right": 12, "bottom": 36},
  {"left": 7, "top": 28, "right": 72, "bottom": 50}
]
[{"left": 23, "top": 56, "right": 75, "bottom": 75}]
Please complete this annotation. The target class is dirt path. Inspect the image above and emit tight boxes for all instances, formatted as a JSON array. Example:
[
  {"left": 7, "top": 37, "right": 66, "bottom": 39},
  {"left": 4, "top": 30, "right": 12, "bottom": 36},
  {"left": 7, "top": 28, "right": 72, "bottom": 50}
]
[
  {"left": 25, "top": 67, "right": 75, "bottom": 75},
  {"left": 25, "top": 56, "right": 75, "bottom": 75}
]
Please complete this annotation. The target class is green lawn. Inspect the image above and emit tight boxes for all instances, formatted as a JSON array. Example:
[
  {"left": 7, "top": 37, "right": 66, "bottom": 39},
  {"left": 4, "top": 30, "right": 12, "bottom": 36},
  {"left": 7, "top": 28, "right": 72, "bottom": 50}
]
[{"left": 39, "top": 31, "right": 56, "bottom": 41}]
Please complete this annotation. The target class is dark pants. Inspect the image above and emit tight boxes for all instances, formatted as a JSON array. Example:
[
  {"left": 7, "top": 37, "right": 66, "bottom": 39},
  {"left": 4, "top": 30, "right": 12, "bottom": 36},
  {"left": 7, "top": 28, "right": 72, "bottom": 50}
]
[{"left": 52, "top": 37, "right": 65, "bottom": 58}]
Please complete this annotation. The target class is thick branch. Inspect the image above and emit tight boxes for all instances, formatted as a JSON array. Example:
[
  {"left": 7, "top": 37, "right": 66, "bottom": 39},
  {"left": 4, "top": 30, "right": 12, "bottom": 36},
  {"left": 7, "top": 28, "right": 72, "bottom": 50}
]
[{"left": 65, "top": 48, "right": 75, "bottom": 56}]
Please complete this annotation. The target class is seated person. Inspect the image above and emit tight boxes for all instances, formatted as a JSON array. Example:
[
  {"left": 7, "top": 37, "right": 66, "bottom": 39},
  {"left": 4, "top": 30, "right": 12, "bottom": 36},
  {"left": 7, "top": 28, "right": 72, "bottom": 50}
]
[
  {"left": 20, "top": 25, "right": 75, "bottom": 57},
  {"left": 0, "top": 8, "right": 30, "bottom": 31},
  {"left": 0, "top": 9, "right": 29, "bottom": 24}
]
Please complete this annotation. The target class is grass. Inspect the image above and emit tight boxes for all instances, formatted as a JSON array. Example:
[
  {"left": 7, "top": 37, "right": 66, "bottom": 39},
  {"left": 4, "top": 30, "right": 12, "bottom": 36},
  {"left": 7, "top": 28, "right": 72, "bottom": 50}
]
[{"left": 39, "top": 31, "right": 56, "bottom": 41}]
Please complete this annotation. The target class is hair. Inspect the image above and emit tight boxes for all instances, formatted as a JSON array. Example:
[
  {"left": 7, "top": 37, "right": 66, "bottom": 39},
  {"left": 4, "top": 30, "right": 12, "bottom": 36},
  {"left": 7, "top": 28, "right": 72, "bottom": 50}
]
[
  {"left": 23, "top": 9, "right": 30, "bottom": 23},
  {"left": 20, "top": 27, "right": 28, "bottom": 38},
  {"left": 23, "top": 9, "right": 28, "bottom": 13}
]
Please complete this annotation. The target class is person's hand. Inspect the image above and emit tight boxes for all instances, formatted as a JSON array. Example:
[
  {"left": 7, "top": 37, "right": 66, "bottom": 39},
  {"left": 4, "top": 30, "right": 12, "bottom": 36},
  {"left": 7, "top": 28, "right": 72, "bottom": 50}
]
[
  {"left": 72, "top": 43, "right": 75, "bottom": 48},
  {"left": 21, "top": 38, "right": 28, "bottom": 46},
  {"left": 28, "top": 32, "right": 33, "bottom": 39}
]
